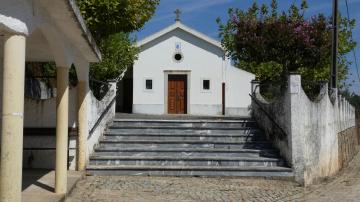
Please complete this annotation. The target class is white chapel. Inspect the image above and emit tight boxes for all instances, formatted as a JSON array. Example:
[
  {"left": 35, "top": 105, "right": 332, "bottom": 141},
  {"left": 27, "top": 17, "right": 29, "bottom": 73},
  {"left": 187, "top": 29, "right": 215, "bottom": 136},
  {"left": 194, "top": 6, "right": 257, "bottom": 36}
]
[{"left": 118, "top": 18, "right": 255, "bottom": 116}]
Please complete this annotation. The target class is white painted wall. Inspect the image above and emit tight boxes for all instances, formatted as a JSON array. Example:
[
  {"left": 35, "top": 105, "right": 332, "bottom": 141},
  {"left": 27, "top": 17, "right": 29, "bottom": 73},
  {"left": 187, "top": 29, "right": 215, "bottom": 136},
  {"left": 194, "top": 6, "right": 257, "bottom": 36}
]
[
  {"left": 24, "top": 86, "right": 78, "bottom": 127},
  {"left": 225, "top": 62, "right": 255, "bottom": 116},
  {"left": 133, "top": 28, "right": 255, "bottom": 116},
  {"left": 86, "top": 82, "right": 116, "bottom": 168},
  {"left": 23, "top": 82, "right": 116, "bottom": 170}
]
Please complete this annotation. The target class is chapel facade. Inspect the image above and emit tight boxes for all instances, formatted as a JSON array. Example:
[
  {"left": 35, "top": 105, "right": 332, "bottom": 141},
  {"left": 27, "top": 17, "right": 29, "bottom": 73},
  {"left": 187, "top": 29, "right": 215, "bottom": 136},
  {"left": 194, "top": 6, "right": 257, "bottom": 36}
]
[{"left": 120, "top": 21, "right": 255, "bottom": 116}]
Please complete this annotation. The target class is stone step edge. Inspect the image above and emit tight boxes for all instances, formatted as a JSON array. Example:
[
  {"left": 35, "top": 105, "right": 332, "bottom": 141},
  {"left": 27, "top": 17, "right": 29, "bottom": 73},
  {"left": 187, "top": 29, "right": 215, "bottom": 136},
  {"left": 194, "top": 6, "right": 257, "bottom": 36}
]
[
  {"left": 94, "top": 148, "right": 277, "bottom": 153},
  {"left": 109, "top": 126, "right": 258, "bottom": 130},
  {"left": 99, "top": 140, "right": 271, "bottom": 144},
  {"left": 86, "top": 165, "right": 292, "bottom": 172},
  {"left": 86, "top": 170, "right": 295, "bottom": 178},
  {"left": 103, "top": 133, "right": 264, "bottom": 137},
  {"left": 89, "top": 156, "right": 284, "bottom": 162},
  {"left": 113, "top": 119, "right": 254, "bottom": 123}
]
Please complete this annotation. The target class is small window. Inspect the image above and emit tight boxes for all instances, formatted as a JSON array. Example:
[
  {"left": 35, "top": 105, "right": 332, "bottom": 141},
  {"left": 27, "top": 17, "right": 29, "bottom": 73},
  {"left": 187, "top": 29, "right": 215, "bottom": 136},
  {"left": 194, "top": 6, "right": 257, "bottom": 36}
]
[
  {"left": 174, "top": 53, "right": 183, "bottom": 62},
  {"left": 203, "top": 80, "right": 210, "bottom": 90},
  {"left": 145, "top": 79, "right": 153, "bottom": 90}
]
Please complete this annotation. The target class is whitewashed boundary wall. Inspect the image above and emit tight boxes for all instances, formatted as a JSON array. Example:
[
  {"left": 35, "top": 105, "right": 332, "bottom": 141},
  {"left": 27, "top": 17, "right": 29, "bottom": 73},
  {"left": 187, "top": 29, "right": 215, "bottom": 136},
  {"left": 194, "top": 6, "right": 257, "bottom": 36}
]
[
  {"left": 252, "top": 73, "right": 357, "bottom": 186},
  {"left": 85, "top": 81, "right": 116, "bottom": 169},
  {"left": 23, "top": 82, "right": 116, "bottom": 170}
]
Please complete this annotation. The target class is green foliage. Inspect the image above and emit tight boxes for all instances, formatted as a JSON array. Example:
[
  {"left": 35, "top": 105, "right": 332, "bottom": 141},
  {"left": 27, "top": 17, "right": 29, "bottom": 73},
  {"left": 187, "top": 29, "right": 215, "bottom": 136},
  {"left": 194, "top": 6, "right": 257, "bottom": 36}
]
[
  {"left": 76, "top": 0, "right": 159, "bottom": 81},
  {"left": 90, "top": 33, "right": 139, "bottom": 81},
  {"left": 77, "top": 0, "right": 160, "bottom": 41},
  {"left": 238, "top": 61, "right": 283, "bottom": 82},
  {"left": 26, "top": 62, "right": 78, "bottom": 87},
  {"left": 217, "top": 0, "right": 357, "bottom": 95},
  {"left": 42, "top": 62, "right": 56, "bottom": 78}
]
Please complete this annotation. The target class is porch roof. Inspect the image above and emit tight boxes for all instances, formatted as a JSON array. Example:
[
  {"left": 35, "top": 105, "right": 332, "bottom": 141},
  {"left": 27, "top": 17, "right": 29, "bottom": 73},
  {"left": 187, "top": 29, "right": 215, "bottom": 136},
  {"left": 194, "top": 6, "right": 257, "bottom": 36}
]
[{"left": 0, "top": 0, "right": 101, "bottom": 63}]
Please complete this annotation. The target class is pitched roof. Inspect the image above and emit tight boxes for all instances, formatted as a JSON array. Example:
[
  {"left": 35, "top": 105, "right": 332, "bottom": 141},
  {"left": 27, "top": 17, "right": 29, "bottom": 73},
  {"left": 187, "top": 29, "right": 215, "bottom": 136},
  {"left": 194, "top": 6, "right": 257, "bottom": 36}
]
[
  {"left": 137, "top": 21, "right": 224, "bottom": 51},
  {"left": 66, "top": 0, "right": 101, "bottom": 61},
  {"left": 36, "top": 0, "right": 102, "bottom": 62}
]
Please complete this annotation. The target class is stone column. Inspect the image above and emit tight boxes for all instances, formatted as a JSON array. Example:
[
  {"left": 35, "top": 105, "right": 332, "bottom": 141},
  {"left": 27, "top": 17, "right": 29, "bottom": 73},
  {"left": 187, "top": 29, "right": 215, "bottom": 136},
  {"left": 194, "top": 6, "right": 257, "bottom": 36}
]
[
  {"left": 55, "top": 66, "right": 69, "bottom": 194},
  {"left": 0, "top": 39, "right": 3, "bottom": 134},
  {"left": 77, "top": 80, "right": 89, "bottom": 171},
  {"left": 0, "top": 35, "right": 26, "bottom": 202},
  {"left": 288, "top": 73, "right": 306, "bottom": 185}
]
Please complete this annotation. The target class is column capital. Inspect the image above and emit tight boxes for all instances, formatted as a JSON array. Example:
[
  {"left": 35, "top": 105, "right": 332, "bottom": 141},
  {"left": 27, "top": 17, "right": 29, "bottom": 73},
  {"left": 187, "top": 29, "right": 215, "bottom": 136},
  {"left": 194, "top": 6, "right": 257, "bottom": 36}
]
[{"left": 0, "top": 15, "right": 29, "bottom": 36}]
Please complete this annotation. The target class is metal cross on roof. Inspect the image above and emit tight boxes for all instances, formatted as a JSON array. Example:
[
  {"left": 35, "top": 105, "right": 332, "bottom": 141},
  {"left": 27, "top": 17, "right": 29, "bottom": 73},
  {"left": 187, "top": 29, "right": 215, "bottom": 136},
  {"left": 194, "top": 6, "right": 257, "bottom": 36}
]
[{"left": 175, "top": 9, "right": 181, "bottom": 21}]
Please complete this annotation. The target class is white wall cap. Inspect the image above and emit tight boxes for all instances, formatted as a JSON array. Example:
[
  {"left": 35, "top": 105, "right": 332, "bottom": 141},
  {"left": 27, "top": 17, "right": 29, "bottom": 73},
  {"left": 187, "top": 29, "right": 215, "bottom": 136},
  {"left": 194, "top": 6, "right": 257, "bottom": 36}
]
[{"left": 0, "top": 14, "right": 29, "bottom": 36}]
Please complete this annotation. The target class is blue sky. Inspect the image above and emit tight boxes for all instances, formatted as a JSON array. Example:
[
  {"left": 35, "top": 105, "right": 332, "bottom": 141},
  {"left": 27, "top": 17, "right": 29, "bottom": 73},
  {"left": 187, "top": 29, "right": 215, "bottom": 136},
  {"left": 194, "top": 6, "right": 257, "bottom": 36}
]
[{"left": 135, "top": 0, "right": 360, "bottom": 94}]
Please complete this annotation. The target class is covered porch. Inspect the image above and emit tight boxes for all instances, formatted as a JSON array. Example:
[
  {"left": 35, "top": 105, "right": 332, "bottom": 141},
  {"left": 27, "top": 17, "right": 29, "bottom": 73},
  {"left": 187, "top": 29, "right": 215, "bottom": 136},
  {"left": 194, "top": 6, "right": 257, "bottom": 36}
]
[{"left": 0, "top": 0, "right": 102, "bottom": 201}]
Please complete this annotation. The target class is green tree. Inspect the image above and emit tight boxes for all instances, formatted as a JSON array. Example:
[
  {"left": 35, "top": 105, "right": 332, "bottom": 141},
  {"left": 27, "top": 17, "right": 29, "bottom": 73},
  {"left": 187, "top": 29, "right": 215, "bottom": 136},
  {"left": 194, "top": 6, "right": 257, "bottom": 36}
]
[
  {"left": 77, "top": 0, "right": 160, "bottom": 81},
  {"left": 90, "top": 33, "right": 138, "bottom": 81},
  {"left": 217, "top": 0, "right": 356, "bottom": 96},
  {"left": 77, "top": 0, "right": 159, "bottom": 41}
]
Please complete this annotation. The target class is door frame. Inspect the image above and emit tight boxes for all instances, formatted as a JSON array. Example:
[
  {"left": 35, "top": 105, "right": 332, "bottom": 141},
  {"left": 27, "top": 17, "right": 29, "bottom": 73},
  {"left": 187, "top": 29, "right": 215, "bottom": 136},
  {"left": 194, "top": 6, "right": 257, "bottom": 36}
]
[{"left": 164, "top": 70, "right": 191, "bottom": 114}]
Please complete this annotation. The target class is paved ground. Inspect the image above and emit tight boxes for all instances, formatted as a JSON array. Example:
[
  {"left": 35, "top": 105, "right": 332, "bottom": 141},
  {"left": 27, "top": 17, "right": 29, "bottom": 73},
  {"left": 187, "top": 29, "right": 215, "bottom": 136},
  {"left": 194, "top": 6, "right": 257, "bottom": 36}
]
[
  {"left": 301, "top": 148, "right": 360, "bottom": 202},
  {"left": 22, "top": 170, "right": 83, "bottom": 202},
  {"left": 66, "top": 150, "right": 360, "bottom": 202}
]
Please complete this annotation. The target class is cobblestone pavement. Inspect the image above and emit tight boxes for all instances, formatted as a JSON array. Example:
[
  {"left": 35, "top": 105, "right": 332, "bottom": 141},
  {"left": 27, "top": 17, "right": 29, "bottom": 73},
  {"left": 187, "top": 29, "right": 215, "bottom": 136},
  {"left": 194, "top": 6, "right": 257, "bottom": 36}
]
[
  {"left": 66, "top": 151, "right": 360, "bottom": 202},
  {"left": 300, "top": 148, "right": 360, "bottom": 202}
]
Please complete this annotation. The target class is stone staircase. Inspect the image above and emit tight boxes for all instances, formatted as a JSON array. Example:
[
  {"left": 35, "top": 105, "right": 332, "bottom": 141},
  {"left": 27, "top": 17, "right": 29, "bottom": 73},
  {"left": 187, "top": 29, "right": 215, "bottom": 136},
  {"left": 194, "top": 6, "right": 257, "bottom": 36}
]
[{"left": 87, "top": 116, "right": 293, "bottom": 178}]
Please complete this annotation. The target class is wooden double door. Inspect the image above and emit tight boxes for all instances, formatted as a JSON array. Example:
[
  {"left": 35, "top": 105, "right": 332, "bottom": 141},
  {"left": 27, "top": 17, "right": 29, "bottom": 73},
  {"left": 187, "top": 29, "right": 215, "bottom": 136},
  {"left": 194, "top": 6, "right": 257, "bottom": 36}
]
[{"left": 168, "top": 75, "right": 187, "bottom": 114}]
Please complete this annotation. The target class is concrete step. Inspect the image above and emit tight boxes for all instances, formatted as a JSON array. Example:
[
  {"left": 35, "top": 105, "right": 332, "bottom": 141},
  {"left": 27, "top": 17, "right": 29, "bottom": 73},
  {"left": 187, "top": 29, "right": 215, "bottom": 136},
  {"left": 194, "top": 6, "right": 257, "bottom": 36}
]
[
  {"left": 93, "top": 148, "right": 279, "bottom": 158},
  {"left": 109, "top": 125, "right": 257, "bottom": 130},
  {"left": 88, "top": 116, "right": 292, "bottom": 179},
  {"left": 102, "top": 134, "right": 267, "bottom": 142},
  {"left": 114, "top": 115, "right": 253, "bottom": 121},
  {"left": 111, "top": 120, "right": 258, "bottom": 128},
  {"left": 114, "top": 118, "right": 254, "bottom": 122},
  {"left": 105, "top": 128, "right": 262, "bottom": 136},
  {"left": 87, "top": 165, "right": 294, "bottom": 178},
  {"left": 97, "top": 140, "right": 273, "bottom": 150},
  {"left": 89, "top": 156, "right": 286, "bottom": 167}
]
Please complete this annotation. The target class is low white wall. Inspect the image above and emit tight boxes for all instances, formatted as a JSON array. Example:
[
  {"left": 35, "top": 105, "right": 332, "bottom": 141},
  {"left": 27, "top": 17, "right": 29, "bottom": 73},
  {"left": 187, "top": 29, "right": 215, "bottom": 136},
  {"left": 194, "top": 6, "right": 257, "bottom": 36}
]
[
  {"left": 289, "top": 75, "right": 356, "bottom": 185},
  {"left": 23, "top": 81, "right": 116, "bottom": 170},
  {"left": 85, "top": 82, "right": 116, "bottom": 168},
  {"left": 23, "top": 84, "right": 78, "bottom": 169},
  {"left": 252, "top": 74, "right": 356, "bottom": 185},
  {"left": 24, "top": 86, "right": 78, "bottom": 128}
]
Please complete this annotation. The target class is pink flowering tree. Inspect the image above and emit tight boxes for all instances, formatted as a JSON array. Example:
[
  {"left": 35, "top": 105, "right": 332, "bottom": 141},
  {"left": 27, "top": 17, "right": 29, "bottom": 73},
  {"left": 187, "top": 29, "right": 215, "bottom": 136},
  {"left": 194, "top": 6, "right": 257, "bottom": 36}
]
[{"left": 217, "top": 0, "right": 356, "bottom": 94}]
